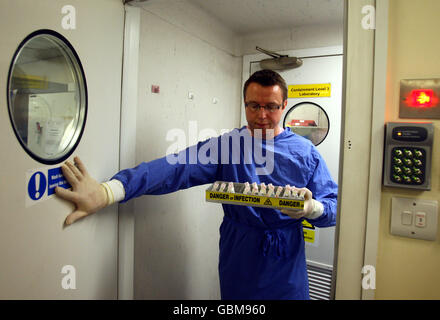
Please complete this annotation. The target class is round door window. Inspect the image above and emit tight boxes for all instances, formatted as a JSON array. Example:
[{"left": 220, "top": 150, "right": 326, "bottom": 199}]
[
  {"left": 7, "top": 29, "right": 87, "bottom": 164},
  {"left": 283, "top": 102, "right": 329, "bottom": 146}
]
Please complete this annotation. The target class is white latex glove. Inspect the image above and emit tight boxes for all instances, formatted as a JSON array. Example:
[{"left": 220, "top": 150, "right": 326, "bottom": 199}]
[
  {"left": 280, "top": 187, "right": 323, "bottom": 220},
  {"left": 55, "top": 156, "right": 108, "bottom": 226}
]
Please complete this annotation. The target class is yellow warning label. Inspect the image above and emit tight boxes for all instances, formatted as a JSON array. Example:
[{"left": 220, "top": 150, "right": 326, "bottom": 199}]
[
  {"left": 302, "top": 220, "right": 315, "bottom": 229},
  {"left": 303, "top": 228, "right": 315, "bottom": 243},
  {"left": 288, "top": 83, "right": 331, "bottom": 98},
  {"left": 206, "top": 191, "right": 304, "bottom": 210},
  {"left": 263, "top": 198, "right": 273, "bottom": 206}
]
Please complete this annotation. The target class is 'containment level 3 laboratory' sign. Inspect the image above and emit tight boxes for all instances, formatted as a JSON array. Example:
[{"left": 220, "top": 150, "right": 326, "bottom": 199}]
[{"left": 288, "top": 83, "right": 331, "bottom": 98}]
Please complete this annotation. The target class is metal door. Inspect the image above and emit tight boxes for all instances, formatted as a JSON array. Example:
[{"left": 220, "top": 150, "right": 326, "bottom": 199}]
[
  {"left": 242, "top": 46, "right": 343, "bottom": 299},
  {"left": 0, "top": 0, "right": 124, "bottom": 299}
]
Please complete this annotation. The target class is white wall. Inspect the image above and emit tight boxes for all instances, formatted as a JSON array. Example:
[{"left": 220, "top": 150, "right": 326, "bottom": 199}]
[{"left": 132, "top": 0, "right": 242, "bottom": 299}]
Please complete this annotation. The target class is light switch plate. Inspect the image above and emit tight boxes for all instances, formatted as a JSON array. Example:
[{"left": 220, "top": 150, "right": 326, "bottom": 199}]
[{"left": 391, "top": 197, "right": 438, "bottom": 241}]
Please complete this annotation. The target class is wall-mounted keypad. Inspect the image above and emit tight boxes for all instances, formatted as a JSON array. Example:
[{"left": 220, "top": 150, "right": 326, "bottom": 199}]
[
  {"left": 384, "top": 123, "right": 433, "bottom": 190},
  {"left": 391, "top": 147, "right": 426, "bottom": 185}
]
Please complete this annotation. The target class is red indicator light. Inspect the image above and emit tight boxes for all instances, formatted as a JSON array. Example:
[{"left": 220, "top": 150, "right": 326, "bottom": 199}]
[{"left": 405, "top": 89, "right": 438, "bottom": 108}]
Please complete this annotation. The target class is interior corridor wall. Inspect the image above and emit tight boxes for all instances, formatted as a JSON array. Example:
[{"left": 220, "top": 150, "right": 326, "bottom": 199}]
[
  {"left": 132, "top": 1, "right": 242, "bottom": 299},
  {"left": 376, "top": 0, "right": 440, "bottom": 299}
]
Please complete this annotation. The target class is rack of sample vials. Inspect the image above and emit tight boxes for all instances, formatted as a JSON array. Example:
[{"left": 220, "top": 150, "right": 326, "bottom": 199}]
[{"left": 205, "top": 181, "right": 304, "bottom": 211}]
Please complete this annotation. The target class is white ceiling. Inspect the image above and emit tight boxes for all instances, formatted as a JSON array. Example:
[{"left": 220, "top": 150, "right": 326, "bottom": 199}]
[{"left": 186, "top": 0, "right": 344, "bottom": 35}]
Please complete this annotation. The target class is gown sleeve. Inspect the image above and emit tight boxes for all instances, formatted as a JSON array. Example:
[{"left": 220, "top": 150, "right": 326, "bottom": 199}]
[
  {"left": 111, "top": 137, "right": 221, "bottom": 203},
  {"left": 303, "top": 148, "right": 338, "bottom": 228}
]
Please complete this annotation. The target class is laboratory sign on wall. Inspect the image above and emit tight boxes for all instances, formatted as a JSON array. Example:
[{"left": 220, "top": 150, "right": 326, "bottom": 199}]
[{"left": 288, "top": 83, "right": 331, "bottom": 98}]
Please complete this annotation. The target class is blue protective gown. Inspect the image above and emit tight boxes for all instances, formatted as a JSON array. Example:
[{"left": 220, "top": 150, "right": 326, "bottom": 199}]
[{"left": 112, "top": 126, "right": 338, "bottom": 300}]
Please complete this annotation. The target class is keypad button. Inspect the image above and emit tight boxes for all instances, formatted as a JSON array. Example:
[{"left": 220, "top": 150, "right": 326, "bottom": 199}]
[
  {"left": 391, "top": 147, "right": 426, "bottom": 185},
  {"left": 414, "top": 149, "right": 423, "bottom": 158},
  {"left": 411, "top": 176, "right": 422, "bottom": 184},
  {"left": 404, "top": 149, "right": 413, "bottom": 157}
]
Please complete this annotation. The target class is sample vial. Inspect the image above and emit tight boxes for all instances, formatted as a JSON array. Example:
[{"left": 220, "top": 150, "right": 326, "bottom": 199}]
[{"left": 243, "top": 182, "right": 251, "bottom": 194}]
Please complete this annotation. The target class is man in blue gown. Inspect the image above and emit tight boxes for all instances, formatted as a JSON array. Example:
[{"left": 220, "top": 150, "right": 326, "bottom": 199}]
[{"left": 56, "top": 70, "right": 338, "bottom": 300}]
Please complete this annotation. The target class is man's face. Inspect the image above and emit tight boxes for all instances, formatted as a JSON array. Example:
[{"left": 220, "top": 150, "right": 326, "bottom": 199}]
[{"left": 244, "top": 82, "right": 287, "bottom": 138}]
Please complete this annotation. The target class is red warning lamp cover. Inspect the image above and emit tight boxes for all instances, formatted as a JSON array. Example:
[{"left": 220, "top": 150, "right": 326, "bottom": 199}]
[{"left": 405, "top": 89, "right": 438, "bottom": 108}]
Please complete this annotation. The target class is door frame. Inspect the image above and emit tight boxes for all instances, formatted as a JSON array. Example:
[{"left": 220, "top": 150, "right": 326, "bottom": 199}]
[
  {"left": 243, "top": 46, "right": 343, "bottom": 300},
  {"left": 334, "top": 0, "right": 388, "bottom": 300},
  {"left": 118, "top": 4, "right": 141, "bottom": 300}
]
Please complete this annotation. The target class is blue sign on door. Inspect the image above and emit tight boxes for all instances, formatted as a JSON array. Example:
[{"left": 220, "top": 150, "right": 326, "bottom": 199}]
[
  {"left": 28, "top": 171, "right": 47, "bottom": 200},
  {"left": 26, "top": 166, "right": 71, "bottom": 205},
  {"left": 47, "top": 167, "right": 70, "bottom": 196}
]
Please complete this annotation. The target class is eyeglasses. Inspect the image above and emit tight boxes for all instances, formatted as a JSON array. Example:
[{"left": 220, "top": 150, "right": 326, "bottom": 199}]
[{"left": 245, "top": 102, "right": 282, "bottom": 113}]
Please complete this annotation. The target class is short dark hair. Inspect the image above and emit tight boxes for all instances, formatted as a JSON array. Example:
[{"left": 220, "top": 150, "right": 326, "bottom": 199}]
[{"left": 243, "top": 69, "right": 288, "bottom": 102}]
